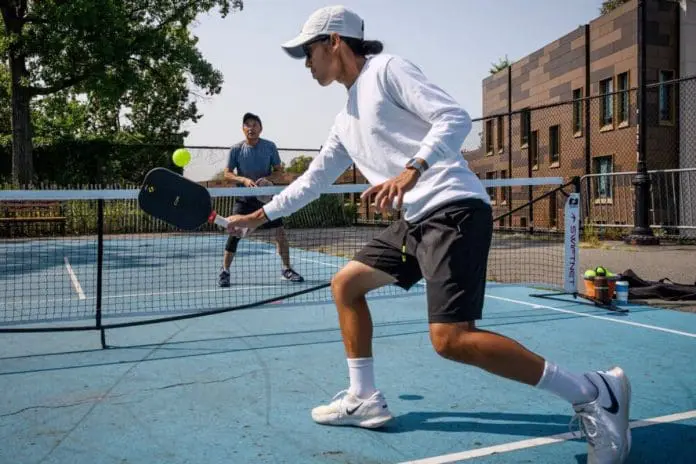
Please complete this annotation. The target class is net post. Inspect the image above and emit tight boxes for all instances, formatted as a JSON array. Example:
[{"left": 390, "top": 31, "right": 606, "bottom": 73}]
[
  {"left": 96, "top": 198, "right": 107, "bottom": 348},
  {"left": 529, "top": 180, "right": 627, "bottom": 312}
]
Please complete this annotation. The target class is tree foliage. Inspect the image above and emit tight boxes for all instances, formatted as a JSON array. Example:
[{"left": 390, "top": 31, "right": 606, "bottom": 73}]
[
  {"left": 285, "top": 155, "right": 314, "bottom": 174},
  {"left": 0, "top": 64, "right": 10, "bottom": 143},
  {"left": 600, "top": 0, "right": 630, "bottom": 15},
  {"left": 1, "top": 0, "right": 244, "bottom": 184},
  {"left": 489, "top": 55, "right": 510, "bottom": 75}
]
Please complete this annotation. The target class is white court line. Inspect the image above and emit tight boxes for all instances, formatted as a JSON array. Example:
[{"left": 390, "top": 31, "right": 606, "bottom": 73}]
[
  {"left": 297, "top": 257, "right": 342, "bottom": 268},
  {"left": 397, "top": 410, "right": 696, "bottom": 464},
  {"left": 260, "top": 249, "right": 344, "bottom": 269},
  {"left": 63, "top": 256, "right": 86, "bottom": 300},
  {"left": 488, "top": 295, "right": 696, "bottom": 339}
]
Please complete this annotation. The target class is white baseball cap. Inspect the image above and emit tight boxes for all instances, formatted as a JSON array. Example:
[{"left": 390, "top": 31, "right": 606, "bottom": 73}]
[{"left": 281, "top": 5, "right": 364, "bottom": 59}]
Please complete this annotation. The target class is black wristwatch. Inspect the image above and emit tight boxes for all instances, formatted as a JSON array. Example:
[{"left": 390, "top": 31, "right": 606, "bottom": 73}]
[{"left": 405, "top": 158, "right": 428, "bottom": 175}]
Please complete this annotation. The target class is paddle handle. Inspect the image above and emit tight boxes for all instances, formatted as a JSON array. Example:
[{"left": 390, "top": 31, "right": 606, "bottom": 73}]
[
  {"left": 212, "top": 214, "right": 229, "bottom": 228},
  {"left": 210, "top": 211, "right": 249, "bottom": 236}
]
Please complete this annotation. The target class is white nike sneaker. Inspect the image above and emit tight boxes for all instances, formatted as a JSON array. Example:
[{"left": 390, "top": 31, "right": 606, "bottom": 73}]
[
  {"left": 572, "top": 366, "right": 632, "bottom": 464},
  {"left": 311, "top": 390, "right": 393, "bottom": 429}
]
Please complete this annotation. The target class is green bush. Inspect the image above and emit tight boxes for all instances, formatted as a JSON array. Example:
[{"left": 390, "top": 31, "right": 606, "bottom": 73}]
[{"left": 285, "top": 194, "right": 353, "bottom": 229}]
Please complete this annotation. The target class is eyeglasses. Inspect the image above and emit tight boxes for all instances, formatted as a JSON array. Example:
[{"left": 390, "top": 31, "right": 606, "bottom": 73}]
[{"left": 302, "top": 35, "right": 329, "bottom": 60}]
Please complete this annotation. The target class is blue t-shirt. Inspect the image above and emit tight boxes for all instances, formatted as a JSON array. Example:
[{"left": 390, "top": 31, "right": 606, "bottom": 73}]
[{"left": 227, "top": 138, "right": 282, "bottom": 182}]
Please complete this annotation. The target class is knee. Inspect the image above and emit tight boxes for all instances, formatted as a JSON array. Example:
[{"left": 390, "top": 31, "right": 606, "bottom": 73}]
[
  {"left": 225, "top": 236, "right": 240, "bottom": 253},
  {"left": 275, "top": 228, "right": 287, "bottom": 243},
  {"left": 331, "top": 267, "right": 366, "bottom": 304},
  {"left": 429, "top": 323, "right": 478, "bottom": 362}
]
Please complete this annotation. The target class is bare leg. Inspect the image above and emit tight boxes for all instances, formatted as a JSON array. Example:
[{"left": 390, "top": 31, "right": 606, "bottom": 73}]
[
  {"left": 275, "top": 227, "right": 291, "bottom": 269},
  {"left": 330, "top": 260, "right": 397, "bottom": 358},
  {"left": 429, "top": 322, "right": 545, "bottom": 385},
  {"left": 223, "top": 251, "right": 235, "bottom": 270}
]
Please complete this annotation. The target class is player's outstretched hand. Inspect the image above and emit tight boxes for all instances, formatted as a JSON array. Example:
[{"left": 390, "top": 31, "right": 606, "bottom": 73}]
[{"left": 226, "top": 210, "right": 267, "bottom": 237}]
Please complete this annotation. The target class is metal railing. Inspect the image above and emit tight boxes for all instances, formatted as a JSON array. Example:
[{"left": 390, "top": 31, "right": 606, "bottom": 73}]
[{"left": 580, "top": 168, "right": 696, "bottom": 239}]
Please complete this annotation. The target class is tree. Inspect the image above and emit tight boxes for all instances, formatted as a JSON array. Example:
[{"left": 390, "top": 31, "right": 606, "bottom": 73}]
[
  {"left": 600, "top": 0, "right": 630, "bottom": 15},
  {"left": 0, "top": 0, "right": 244, "bottom": 184},
  {"left": 285, "top": 155, "right": 314, "bottom": 174},
  {"left": 0, "top": 63, "right": 10, "bottom": 143},
  {"left": 490, "top": 55, "right": 510, "bottom": 75}
]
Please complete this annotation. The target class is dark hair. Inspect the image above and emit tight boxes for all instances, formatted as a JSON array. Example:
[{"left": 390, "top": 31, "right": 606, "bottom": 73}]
[
  {"left": 340, "top": 37, "right": 384, "bottom": 57},
  {"left": 242, "top": 112, "right": 262, "bottom": 128}
]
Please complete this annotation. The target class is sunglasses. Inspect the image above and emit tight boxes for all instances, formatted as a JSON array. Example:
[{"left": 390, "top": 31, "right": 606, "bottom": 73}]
[{"left": 302, "top": 35, "right": 330, "bottom": 59}]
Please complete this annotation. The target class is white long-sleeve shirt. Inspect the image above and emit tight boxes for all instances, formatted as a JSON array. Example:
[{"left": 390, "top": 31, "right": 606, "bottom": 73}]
[{"left": 263, "top": 53, "right": 490, "bottom": 223}]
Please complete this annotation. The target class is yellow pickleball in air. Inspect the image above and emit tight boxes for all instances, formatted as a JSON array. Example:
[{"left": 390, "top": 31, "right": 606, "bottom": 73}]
[{"left": 172, "top": 148, "right": 191, "bottom": 167}]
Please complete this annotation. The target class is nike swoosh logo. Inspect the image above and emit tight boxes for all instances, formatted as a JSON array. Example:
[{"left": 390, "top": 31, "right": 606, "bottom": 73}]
[
  {"left": 598, "top": 374, "right": 619, "bottom": 414},
  {"left": 346, "top": 403, "right": 363, "bottom": 415}
]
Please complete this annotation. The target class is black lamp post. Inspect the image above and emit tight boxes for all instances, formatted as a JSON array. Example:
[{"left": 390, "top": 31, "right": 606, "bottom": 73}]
[{"left": 626, "top": 0, "right": 660, "bottom": 245}]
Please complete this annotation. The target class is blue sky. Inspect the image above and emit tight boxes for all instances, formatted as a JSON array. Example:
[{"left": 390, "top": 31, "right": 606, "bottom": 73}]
[{"left": 183, "top": 0, "right": 607, "bottom": 180}]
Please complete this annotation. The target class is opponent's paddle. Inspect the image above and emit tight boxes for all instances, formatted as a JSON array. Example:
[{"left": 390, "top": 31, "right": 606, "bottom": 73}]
[{"left": 255, "top": 177, "right": 274, "bottom": 204}]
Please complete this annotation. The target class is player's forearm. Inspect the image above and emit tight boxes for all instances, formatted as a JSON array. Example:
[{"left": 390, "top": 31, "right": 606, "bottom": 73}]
[{"left": 224, "top": 172, "right": 248, "bottom": 184}]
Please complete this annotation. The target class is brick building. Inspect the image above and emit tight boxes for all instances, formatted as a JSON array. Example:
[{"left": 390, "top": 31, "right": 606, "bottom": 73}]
[{"left": 466, "top": 0, "right": 690, "bottom": 231}]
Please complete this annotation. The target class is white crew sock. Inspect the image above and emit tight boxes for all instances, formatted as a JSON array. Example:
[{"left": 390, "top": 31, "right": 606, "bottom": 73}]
[
  {"left": 536, "top": 361, "right": 599, "bottom": 405},
  {"left": 347, "top": 357, "right": 376, "bottom": 399}
]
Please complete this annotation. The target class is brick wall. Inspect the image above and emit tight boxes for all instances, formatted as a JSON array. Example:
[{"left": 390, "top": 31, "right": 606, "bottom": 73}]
[{"left": 467, "top": 0, "right": 681, "bottom": 231}]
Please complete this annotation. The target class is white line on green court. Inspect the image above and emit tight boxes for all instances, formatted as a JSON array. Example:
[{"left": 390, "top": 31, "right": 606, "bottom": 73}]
[
  {"left": 397, "top": 410, "right": 696, "bottom": 464},
  {"left": 488, "top": 295, "right": 696, "bottom": 338},
  {"left": 63, "top": 256, "right": 86, "bottom": 300}
]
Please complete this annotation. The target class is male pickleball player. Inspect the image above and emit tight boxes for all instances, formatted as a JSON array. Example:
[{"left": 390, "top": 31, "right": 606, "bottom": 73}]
[
  {"left": 224, "top": 6, "right": 631, "bottom": 463},
  {"left": 218, "top": 112, "right": 304, "bottom": 286}
]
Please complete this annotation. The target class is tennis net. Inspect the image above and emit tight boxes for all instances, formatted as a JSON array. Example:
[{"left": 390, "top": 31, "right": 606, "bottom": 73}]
[{"left": 0, "top": 177, "right": 580, "bottom": 329}]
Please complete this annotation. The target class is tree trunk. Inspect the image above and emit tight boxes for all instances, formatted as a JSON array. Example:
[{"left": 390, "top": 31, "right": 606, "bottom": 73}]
[
  {"left": 9, "top": 52, "right": 33, "bottom": 185},
  {"left": 4, "top": 0, "right": 34, "bottom": 185}
]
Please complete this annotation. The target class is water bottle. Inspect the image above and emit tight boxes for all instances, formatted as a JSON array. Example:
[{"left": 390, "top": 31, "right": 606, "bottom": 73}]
[{"left": 615, "top": 281, "right": 629, "bottom": 303}]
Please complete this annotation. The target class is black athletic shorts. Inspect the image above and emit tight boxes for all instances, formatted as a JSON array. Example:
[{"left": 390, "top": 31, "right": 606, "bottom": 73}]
[
  {"left": 353, "top": 198, "right": 493, "bottom": 323},
  {"left": 225, "top": 198, "right": 283, "bottom": 253}
]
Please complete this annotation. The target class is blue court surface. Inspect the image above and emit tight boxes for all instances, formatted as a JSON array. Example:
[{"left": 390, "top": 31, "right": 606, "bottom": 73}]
[{"left": 1, "top": 240, "right": 695, "bottom": 463}]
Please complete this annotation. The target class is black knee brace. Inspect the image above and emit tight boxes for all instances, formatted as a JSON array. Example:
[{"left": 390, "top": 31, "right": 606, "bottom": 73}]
[{"left": 225, "top": 234, "right": 240, "bottom": 253}]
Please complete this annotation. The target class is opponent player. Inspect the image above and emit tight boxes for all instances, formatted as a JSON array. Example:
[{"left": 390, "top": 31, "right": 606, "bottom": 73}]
[
  {"left": 218, "top": 112, "right": 304, "bottom": 287},
  {"left": 224, "top": 7, "right": 631, "bottom": 463}
]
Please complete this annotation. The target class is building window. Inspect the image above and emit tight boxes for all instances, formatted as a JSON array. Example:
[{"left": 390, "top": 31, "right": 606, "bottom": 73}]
[
  {"left": 573, "top": 88, "right": 583, "bottom": 135},
  {"left": 617, "top": 72, "right": 629, "bottom": 125},
  {"left": 485, "top": 119, "right": 494, "bottom": 154},
  {"left": 500, "top": 169, "right": 509, "bottom": 204},
  {"left": 485, "top": 171, "right": 497, "bottom": 203},
  {"left": 520, "top": 109, "right": 530, "bottom": 146},
  {"left": 530, "top": 130, "right": 539, "bottom": 169},
  {"left": 659, "top": 70, "right": 675, "bottom": 124},
  {"left": 549, "top": 191, "right": 558, "bottom": 229},
  {"left": 593, "top": 156, "right": 613, "bottom": 201},
  {"left": 600, "top": 78, "right": 614, "bottom": 127},
  {"left": 497, "top": 116, "right": 504, "bottom": 152},
  {"left": 549, "top": 125, "right": 560, "bottom": 166}
]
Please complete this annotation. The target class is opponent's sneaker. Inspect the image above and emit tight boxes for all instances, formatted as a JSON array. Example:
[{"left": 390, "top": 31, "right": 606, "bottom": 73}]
[
  {"left": 218, "top": 269, "right": 230, "bottom": 287},
  {"left": 281, "top": 268, "right": 304, "bottom": 282},
  {"left": 311, "top": 390, "right": 393, "bottom": 429},
  {"left": 571, "top": 366, "right": 631, "bottom": 464}
]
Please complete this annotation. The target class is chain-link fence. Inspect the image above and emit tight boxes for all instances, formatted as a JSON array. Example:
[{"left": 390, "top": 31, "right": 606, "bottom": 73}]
[{"left": 465, "top": 75, "right": 696, "bottom": 240}]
